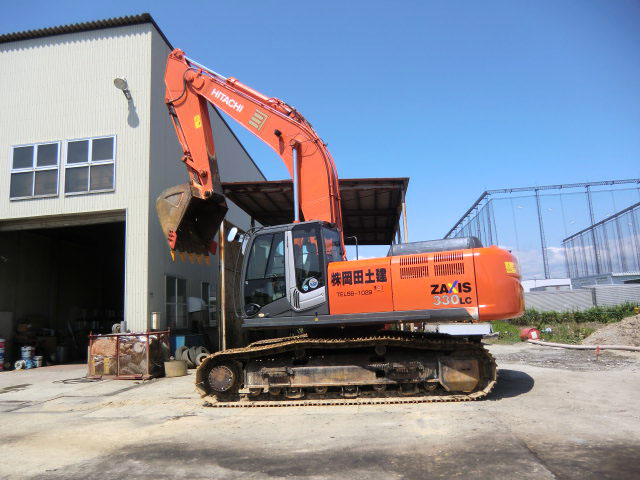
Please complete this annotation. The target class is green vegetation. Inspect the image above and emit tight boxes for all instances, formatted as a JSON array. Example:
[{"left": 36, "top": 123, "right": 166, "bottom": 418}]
[
  {"left": 490, "top": 320, "right": 522, "bottom": 344},
  {"left": 490, "top": 320, "right": 596, "bottom": 345},
  {"left": 511, "top": 303, "right": 637, "bottom": 326},
  {"left": 489, "top": 303, "right": 637, "bottom": 345},
  {"left": 541, "top": 323, "right": 596, "bottom": 344}
]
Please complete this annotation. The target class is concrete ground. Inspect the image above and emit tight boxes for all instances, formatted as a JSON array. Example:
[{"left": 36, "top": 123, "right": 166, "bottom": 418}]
[{"left": 0, "top": 343, "right": 639, "bottom": 480}]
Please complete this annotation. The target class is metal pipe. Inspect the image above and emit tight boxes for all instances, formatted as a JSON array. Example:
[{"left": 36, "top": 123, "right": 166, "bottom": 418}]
[
  {"left": 292, "top": 146, "right": 300, "bottom": 222},
  {"left": 535, "top": 190, "right": 550, "bottom": 279},
  {"left": 585, "top": 186, "right": 602, "bottom": 274},
  {"left": 185, "top": 56, "right": 228, "bottom": 80},
  {"left": 527, "top": 339, "right": 640, "bottom": 351},
  {"left": 401, "top": 190, "right": 409, "bottom": 243},
  {"left": 347, "top": 236, "right": 359, "bottom": 260},
  {"left": 219, "top": 223, "right": 226, "bottom": 351}
]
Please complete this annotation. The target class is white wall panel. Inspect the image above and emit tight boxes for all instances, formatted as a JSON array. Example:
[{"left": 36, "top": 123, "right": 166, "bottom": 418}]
[
  {"left": 0, "top": 25, "right": 154, "bottom": 330},
  {"left": 524, "top": 285, "right": 640, "bottom": 312},
  {"left": 1, "top": 23, "right": 268, "bottom": 334},
  {"left": 524, "top": 290, "right": 594, "bottom": 312},
  {"left": 592, "top": 285, "right": 640, "bottom": 307}
]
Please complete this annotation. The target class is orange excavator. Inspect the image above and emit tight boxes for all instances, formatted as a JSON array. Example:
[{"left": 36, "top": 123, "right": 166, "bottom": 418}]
[{"left": 157, "top": 49, "right": 524, "bottom": 404}]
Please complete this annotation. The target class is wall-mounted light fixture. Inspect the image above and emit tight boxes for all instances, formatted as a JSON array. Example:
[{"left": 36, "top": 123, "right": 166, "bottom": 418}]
[{"left": 113, "top": 77, "right": 132, "bottom": 100}]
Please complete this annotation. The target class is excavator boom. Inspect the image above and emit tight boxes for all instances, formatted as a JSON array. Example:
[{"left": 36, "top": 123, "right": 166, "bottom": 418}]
[{"left": 157, "top": 49, "right": 343, "bottom": 257}]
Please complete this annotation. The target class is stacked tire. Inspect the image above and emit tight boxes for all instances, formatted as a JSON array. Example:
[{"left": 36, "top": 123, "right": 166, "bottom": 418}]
[{"left": 174, "top": 345, "right": 210, "bottom": 368}]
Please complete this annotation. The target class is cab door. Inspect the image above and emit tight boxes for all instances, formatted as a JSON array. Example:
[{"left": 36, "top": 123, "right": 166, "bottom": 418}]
[
  {"left": 287, "top": 224, "right": 328, "bottom": 312},
  {"left": 242, "top": 231, "right": 291, "bottom": 318}
]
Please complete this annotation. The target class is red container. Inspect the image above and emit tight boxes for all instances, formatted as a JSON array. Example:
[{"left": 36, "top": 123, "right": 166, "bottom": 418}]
[{"left": 519, "top": 328, "right": 541, "bottom": 341}]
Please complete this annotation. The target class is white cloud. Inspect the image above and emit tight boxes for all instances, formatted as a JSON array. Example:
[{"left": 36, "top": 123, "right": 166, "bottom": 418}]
[{"left": 501, "top": 245, "right": 568, "bottom": 280}]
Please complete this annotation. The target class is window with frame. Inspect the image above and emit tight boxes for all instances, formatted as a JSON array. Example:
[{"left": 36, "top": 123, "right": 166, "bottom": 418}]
[
  {"left": 166, "top": 276, "right": 187, "bottom": 329},
  {"left": 65, "top": 136, "right": 115, "bottom": 194},
  {"left": 292, "top": 225, "right": 324, "bottom": 291},
  {"left": 322, "top": 227, "right": 343, "bottom": 263},
  {"left": 10, "top": 142, "right": 60, "bottom": 199},
  {"left": 244, "top": 232, "right": 287, "bottom": 308},
  {"left": 201, "top": 282, "right": 218, "bottom": 327}
]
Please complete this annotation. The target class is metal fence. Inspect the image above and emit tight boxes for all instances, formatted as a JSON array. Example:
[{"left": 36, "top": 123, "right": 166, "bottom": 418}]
[
  {"left": 563, "top": 202, "right": 640, "bottom": 278},
  {"left": 445, "top": 179, "right": 640, "bottom": 280},
  {"left": 524, "top": 285, "right": 640, "bottom": 312}
]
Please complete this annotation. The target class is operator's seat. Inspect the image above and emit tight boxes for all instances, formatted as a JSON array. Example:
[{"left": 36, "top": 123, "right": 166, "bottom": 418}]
[{"left": 304, "top": 242, "right": 320, "bottom": 275}]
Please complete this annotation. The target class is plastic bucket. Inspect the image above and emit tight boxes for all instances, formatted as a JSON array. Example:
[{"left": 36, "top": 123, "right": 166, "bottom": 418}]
[
  {"left": 21, "top": 346, "right": 34, "bottom": 359},
  {"left": 164, "top": 360, "right": 187, "bottom": 377},
  {"left": 34, "top": 356, "right": 43, "bottom": 367}
]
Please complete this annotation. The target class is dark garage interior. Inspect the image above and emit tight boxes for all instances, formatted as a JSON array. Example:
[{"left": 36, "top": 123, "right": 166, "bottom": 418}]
[{"left": 0, "top": 221, "right": 125, "bottom": 365}]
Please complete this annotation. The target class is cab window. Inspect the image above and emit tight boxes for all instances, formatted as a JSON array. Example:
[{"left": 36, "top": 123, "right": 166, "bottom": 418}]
[
  {"left": 292, "top": 225, "right": 324, "bottom": 292},
  {"left": 244, "top": 233, "right": 286, "bottom": 307},
  {"left": 322, "top": 227, "right": 342, "bottom": 263}
]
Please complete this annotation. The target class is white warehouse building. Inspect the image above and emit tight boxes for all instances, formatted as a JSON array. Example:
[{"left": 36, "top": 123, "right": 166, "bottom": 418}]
[{"left": 0, "top": 14, "right": 265, "bottom": 363}]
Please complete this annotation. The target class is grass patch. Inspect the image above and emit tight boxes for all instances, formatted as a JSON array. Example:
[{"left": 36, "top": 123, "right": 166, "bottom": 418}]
[
  {"left": 511, "top": 303, "right": 637, "bottom": 326},
  {"left": 490, "top": 320, "right": 523, "bottom": 344},
  {"left": 490, "top": 321, "right": 597, "bottom": 345},
  {"left": 490, "top": 303, "right": 637, "bottom": 344},
  {"left": 541, "top": 323, "right": 596, "bottom": 344}
]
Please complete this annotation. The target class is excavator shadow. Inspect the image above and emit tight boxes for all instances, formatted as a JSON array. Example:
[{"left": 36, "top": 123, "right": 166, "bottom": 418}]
[{"left": 487, "top": 369, "right": 535, "bottom": 400}]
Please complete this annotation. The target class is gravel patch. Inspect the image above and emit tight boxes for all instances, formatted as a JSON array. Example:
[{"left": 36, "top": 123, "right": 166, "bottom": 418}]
[{"left": 491, "top": 343, "right": 638, "bottom": 371}]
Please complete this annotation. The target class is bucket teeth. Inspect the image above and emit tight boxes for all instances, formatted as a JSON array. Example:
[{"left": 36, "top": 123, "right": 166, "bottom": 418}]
[
  {"left": 197, "top": 254, "right": 203, "bottom": 264},
  {"left": 189, "top": 253, "right": 195, "bottom": 264},
  {"left": 205, "top": 256, "right": 211, "bottom": 265},
  {"left": 179, "top": 252, "right": 186, "bottom": 262},
  {"left": 170, "top": 250, "right": 176, "bottom": 262}
]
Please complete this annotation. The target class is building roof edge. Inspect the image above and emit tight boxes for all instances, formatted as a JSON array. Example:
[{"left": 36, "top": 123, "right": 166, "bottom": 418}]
[{"left": 0, "top": 13, "right": 173, "bottom": 49}]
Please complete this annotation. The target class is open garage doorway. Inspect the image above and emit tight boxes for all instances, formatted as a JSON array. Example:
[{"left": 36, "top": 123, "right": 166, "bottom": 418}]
[{"left": 0, "top": 220, "right": 125, "bottom": 366}]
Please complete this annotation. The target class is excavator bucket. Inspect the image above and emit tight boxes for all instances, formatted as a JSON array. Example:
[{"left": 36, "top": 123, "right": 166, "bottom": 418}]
[{"left": 156, "top": 183, "right": 228, "bottom": 256}]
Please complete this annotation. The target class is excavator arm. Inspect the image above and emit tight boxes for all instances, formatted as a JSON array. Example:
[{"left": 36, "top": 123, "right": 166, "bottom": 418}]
[{"left": 156, "top": 49, "right": 343, "bottom": 257}]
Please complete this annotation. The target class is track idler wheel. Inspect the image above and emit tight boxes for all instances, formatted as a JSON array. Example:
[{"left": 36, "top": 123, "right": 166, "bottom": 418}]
[{"left": 206, "top": 361, "right": 241, "bottom": 397}]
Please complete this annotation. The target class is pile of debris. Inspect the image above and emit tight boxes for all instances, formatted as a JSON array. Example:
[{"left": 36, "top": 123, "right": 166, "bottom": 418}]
[{"left": 582, "top": 314, "right": 640, "bottom": 347}]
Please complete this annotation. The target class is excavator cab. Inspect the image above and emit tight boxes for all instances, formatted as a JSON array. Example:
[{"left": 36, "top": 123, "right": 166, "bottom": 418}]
[
  {"left": 241, "top": 221, "right": 342, "bottom": 322},
  {"left": 156, "top": 183, "right": 228, "bottom": 256}
]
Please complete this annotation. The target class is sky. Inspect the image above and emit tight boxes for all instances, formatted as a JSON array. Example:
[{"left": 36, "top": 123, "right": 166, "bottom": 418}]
[{"left": 2, "top": 0, "right": 639, "bottom": 261}]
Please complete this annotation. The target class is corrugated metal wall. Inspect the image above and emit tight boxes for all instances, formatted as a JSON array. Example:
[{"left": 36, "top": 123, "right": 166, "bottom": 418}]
[
  {"left": 592, "top": 285, "right": 640, "bottom": 306},
  {"left": 1, "top": 23, "right": 267, "bottom": 333},
  {"left": 0, "top": 25, "right": 154, "bottom": 330},
  {"left": 524, "top": 285, "right": 640, "bottom": 311},
  {"left": 524, "top": 290, "right": 594, "bottom": 312}
]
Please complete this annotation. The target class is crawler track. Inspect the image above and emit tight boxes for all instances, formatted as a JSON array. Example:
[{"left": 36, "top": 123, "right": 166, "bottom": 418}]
[{"left": 196, "top": 331, "right": 496, "bottom": 408}]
